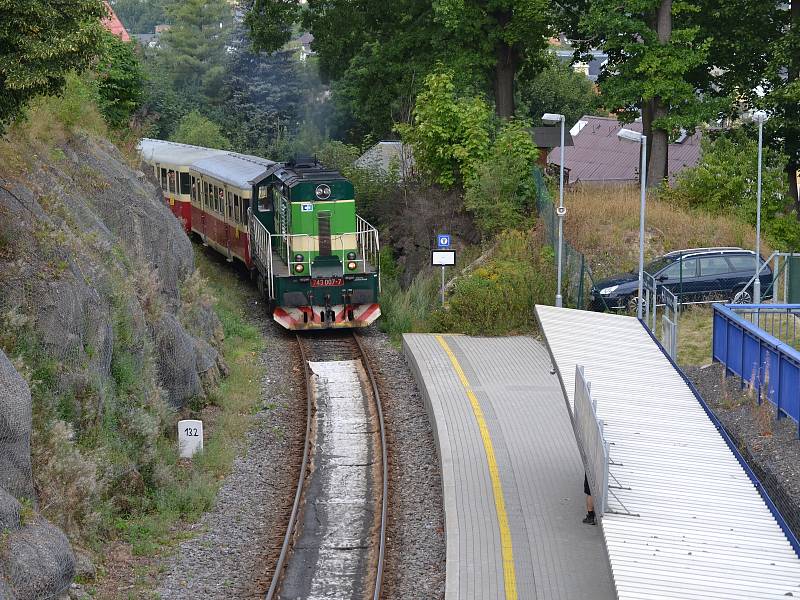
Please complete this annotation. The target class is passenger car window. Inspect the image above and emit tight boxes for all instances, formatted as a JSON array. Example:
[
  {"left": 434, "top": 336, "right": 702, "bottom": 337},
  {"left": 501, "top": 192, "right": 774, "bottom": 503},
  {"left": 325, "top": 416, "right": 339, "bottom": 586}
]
[
  {"left": 180, "top": 172, "right": 191, "bottom": 195},
  {"left": 700, "top": 256, "right": 730, "bottom": 276},
  {"left": 728, "top": 254, "right": 758, "bottom": 272}
]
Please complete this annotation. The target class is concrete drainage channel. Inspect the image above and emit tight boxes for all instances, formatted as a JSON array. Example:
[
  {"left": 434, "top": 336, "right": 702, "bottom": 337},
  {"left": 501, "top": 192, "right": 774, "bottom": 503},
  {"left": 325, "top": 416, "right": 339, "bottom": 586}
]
[{"left": 266, "top": 331, "right": 387, "bottom": 600}]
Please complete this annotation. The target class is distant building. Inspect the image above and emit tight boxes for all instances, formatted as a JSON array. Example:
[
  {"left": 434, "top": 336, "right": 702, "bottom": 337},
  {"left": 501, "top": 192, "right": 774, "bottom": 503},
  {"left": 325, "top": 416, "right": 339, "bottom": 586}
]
[
  {"left": 355, "top": 142, "right": 415, "bottom": 181},
  {"left": 528, "top": 126, "right": 574, "bottom": 167},
  {"left": 546, "top": 115, "right": 702, "bottom": 185},
  {"left": 554, "top": 49, "right": 608, "bottom": 82},
  {"left": 291, "top": 32, "right": 316, "bottom": 62},
  {"left": 102, "top": 1, "right": 131, "bottom": 42}
]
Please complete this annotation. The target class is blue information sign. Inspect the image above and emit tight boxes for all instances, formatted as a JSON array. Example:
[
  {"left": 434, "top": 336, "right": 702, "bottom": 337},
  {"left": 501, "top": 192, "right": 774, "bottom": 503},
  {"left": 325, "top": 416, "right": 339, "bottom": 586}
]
[{"left": 437, "top": 234, "right": 451, "bottom": 249}]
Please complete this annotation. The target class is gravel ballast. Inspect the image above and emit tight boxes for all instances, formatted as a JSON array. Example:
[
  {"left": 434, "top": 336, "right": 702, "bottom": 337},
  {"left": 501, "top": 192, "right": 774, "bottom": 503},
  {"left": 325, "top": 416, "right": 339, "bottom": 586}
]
[
  {"left": 357, "top": 328, "right": 446, "bottom": 600},
  {"left": 156, "top": 310, "right": 305, "bottom": 600},
  {"left": 156, "top": 319, "right": 446, "bottom": 599},
  {"left": 686, "top": 362, "right": 800, "bottom": 540}
]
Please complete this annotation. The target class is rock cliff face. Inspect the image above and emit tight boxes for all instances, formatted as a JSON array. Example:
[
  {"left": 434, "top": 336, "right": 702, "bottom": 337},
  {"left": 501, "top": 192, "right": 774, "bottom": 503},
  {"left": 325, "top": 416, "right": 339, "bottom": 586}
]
[{"left": 0, "top": 133, "right": 225, "bottom": 597}]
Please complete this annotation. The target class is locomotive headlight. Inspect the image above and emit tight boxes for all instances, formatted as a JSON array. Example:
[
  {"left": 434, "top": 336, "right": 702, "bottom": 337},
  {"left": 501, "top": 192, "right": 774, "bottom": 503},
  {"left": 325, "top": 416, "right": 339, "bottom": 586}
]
[
  {"left": 347, "top": 261, "right": 357, "bottom": 271},
  {"left": 347, "top": 251, "right": 356, "bottom": 260},
  {"left": 294, "top": 253, "right": 304, "bottom": 262},
  {"left": 294, "top": 263, "right": 305, "bottom": 273}
]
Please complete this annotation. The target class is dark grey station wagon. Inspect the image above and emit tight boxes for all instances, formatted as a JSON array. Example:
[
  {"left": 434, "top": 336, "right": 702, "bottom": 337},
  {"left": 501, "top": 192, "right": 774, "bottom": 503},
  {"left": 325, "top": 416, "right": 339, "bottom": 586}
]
[{"left": 590, "top": 247, "right": 773, "bottom": 311}]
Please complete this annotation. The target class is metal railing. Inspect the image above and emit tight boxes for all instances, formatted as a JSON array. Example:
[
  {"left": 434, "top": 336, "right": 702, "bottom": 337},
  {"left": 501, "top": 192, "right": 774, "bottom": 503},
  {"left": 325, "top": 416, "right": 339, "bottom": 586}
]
[
  {"left": 734, "top": 252, "right": 799, "bottom": 304},
  {"left": 728, "top": 304, "right": 800, "bottom": 351},
  {"left": 356, "top": 215, "right": 381, "bottom": 291},
  {"left": 249, "top": 212, "right": 275, "bottom": 299},
  {"left": 249, "top": 211, "right": 381, "bottom": 299},
  {"left": 712, "top": 303, "right": 800, "bottom": 436},
  {"left": 661, "top": 287, "right": 679, "bottom": 359},
  {"left": 574, "top": 365, "right": 610, "bottom": 517}
]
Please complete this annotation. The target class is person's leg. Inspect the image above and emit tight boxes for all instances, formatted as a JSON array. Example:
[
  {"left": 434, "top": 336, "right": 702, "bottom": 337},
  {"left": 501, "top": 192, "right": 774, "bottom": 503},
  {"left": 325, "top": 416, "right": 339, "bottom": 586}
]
[{"left": 582, "top": 474, "right": 596, "bottom": 525}]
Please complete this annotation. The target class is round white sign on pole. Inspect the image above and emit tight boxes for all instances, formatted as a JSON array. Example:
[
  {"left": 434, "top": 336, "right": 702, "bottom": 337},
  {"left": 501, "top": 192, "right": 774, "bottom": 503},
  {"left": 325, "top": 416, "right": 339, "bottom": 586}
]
[{"left": 178, "top": 419, "right": 203, "bottom": 458}]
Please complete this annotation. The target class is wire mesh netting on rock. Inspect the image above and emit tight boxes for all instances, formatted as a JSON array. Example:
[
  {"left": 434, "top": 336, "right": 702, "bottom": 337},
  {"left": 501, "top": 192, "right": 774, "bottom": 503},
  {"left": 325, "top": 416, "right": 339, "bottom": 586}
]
[{"left": 0, "top": 133, "right": 227, "bottom": 596}]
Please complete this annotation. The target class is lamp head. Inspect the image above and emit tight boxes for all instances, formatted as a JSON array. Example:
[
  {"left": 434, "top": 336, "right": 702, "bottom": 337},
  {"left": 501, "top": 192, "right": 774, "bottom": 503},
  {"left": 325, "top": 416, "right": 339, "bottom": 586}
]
[
  {"left": 541, "top": 113, "right": 565, "bottom": 125},
  {"left": 753, "top": 110, "right": 768, "bottom": 124},
  {"left": 617, "top": 128, "right": 644, "bottom": 143}
]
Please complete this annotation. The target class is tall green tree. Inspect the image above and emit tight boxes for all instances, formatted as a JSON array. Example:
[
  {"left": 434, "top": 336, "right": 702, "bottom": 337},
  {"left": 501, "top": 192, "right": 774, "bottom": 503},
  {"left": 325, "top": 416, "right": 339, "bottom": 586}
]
[
  {"left": 0, "top": 0, "right": 106, "bottom": 131},
  {"left": 96, "top": 31, "right": 145, "bottom": 127},
  {"left": 687, "top": 0, "right": 800, "bottom": 207},
  {"left": 516, "top": 53, "right": 600, "bottom": 128},
  {"left": 432, "top": 0, "right": 551, "bottom": 118},
  {"left": 245, "top": 0, "right": 301, "bottom": 55},
  {"left": 561, "top": 0, "right": 712, "bottom": 184},
  {"left": 159, "top": 0, "right": 232, "bottom": 105}
]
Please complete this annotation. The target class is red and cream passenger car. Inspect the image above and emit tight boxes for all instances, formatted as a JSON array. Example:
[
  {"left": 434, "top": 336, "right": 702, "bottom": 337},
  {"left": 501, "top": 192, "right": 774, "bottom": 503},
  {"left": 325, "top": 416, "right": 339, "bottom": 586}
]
[{"left": 138, "top": 139, "right": 275, "bottom": 266}]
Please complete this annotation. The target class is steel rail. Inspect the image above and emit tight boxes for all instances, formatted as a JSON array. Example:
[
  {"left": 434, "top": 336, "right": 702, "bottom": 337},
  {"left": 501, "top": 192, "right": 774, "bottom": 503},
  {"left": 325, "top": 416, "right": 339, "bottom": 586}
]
[
  {"left": 352, "top": 331, "right": 388, "bottom": 600},
  {"left": 265, "top": 331, "right": 387, "bottom": 599},
  {"left": 265, "top": 334, "right": 314, "bottom": 600}
]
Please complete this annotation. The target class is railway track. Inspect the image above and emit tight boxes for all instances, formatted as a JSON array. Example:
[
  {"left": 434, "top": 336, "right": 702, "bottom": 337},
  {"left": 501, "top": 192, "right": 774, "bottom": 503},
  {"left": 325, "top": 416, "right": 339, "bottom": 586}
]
[{"left": 266, "top": 330, "right": 388, "bottom": 600}]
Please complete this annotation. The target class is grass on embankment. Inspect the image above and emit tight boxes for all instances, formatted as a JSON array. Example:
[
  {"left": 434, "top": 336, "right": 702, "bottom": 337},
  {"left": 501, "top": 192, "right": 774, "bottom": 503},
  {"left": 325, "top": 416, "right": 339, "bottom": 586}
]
[
  {"left": 114, "top": 247, "right": 264, "bottom": 558},
  {"left": 563, "top": 184, "right": 770, "bottom": 279}
]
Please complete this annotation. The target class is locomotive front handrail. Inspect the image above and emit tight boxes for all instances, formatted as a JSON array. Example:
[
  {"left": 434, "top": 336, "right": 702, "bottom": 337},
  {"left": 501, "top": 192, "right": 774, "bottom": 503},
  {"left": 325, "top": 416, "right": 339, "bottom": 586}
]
[{"left": 249, "top": 211, "right": 381, "bottom": 287}]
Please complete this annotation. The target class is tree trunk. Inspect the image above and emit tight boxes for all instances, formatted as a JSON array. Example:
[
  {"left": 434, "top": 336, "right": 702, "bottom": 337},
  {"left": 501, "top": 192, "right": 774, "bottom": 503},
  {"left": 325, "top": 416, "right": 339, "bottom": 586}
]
[
  {"left": 647, "top": 0, "right": 672, "bottom": 185},
  {"left": 493, "top": 9, "right": 516, "bottom": 118}
]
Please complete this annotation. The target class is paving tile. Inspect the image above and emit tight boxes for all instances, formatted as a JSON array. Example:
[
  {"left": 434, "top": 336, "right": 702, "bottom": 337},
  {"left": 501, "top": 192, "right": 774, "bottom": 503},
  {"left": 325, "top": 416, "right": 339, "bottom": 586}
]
[{"left": 403, "top": 334, "right": 616, "bottom": 600}]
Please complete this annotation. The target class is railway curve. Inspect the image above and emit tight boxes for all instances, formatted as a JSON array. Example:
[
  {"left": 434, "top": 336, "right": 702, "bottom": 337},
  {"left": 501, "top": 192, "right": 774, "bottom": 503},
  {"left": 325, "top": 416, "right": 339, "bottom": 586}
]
[{"left": 266, "top": 330, "right": 387, "bottom": 599}]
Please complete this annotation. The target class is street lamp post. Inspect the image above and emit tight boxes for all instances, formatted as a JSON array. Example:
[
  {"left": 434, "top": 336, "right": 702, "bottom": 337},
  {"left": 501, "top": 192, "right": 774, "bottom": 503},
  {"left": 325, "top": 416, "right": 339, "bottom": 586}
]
[
  {"left": 753, "top": 110, "right": 767, "bottom": 304},
  {"left": 542, "top": 113, "right": 566, "bottom": 308},
  {"left": 618, "top": 128, "right": 648, "bottom": 319}
]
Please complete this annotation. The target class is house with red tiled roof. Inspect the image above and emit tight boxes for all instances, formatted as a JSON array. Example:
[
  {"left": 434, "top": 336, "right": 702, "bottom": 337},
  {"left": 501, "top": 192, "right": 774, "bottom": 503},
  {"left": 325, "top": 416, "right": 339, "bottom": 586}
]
[
  {"left": 102, "top": 1, "right": 131, "bottom": 42},
  {"left": 547, "top": 115, "right": 701, "bottom": 184}
]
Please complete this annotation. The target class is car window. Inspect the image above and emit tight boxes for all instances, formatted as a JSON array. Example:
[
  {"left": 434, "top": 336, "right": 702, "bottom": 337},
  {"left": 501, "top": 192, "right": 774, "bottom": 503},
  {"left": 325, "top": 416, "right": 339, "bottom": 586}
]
[
  {"left": 700, "top": 256, "right": 731, "bottom": 276},
  {"left": 646, "top": 256, "right": 675, "bottom": 274},
  {"left": 727, "top": 254, "right": 758, "bottom": 272},
  {"left": 660, "top": 257, "right": 699, "bottom": 279}
]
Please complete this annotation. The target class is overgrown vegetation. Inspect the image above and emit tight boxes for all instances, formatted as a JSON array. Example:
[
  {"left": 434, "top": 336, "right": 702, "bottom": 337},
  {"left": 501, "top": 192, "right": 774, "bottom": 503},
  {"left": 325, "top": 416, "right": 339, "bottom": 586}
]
[
  {"left": 115, "top": 250, "right": 263, "bottom": 558},
  {"left": 663, "top": 131, "right": 799, "bottom": 250},
  {"left": 562, "top": 183, "right": 764, "bottom": 279}
]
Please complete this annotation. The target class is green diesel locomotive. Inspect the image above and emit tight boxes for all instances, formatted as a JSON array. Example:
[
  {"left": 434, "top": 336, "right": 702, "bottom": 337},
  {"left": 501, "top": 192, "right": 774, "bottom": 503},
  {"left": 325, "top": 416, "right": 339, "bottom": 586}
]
[{"left": 139, "top": 139, "right": 381, "bottom": 330}]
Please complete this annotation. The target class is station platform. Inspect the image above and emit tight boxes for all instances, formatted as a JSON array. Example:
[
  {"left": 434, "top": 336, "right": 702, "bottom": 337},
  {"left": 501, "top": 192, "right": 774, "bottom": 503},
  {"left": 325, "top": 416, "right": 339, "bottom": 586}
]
[{"left": 403, "top": 334, "right": 616, "bottom": 600}]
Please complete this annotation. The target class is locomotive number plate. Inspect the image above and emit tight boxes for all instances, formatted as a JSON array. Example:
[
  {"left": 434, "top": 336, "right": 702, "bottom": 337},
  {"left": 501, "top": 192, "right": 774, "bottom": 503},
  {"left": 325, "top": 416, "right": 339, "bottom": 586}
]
[{"left": 311, "top": 277, "right": 344, "bottom": 287}]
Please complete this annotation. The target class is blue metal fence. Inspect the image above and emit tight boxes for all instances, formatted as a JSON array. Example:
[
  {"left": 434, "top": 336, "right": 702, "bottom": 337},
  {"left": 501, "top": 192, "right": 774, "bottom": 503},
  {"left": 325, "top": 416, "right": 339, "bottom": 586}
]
[{"left": 712, "top": 304, "right": 800, "bottom": 434}]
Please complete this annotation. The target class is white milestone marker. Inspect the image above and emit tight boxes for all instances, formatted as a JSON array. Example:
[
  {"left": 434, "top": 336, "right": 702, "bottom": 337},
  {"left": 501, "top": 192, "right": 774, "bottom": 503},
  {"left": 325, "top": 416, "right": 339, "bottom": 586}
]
[{"left": 178, "top": 419, "right": 203, "bottom": 458}]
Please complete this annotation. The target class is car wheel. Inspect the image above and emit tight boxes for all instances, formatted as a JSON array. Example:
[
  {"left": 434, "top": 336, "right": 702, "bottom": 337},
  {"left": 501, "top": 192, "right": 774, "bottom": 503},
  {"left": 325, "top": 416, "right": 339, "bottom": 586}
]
[
  {"left": 732, "top": 290, "right": 752, "bottom": 304},
  {"left": 626, "top": 295, "right": 640, "bottom": 314}
]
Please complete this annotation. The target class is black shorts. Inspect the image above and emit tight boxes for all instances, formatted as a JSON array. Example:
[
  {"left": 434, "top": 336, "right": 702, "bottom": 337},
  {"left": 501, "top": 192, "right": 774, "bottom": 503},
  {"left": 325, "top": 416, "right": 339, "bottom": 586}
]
[{"left": 584, "top": 474, "right": 591, "bottom": 495}]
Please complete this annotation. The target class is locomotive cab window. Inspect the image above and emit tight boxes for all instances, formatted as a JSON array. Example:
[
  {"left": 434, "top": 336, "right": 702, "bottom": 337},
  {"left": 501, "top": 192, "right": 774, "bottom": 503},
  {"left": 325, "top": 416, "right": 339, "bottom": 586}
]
[{"left": 257, "top": 185, "right": 272, "bottom": 212}]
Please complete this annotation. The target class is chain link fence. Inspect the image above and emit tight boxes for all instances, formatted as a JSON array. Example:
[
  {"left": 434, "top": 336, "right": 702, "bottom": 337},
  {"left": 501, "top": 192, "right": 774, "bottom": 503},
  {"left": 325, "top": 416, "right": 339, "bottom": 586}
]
[{"left": 533, "top": 168, "right": 611, "bottom": 311}]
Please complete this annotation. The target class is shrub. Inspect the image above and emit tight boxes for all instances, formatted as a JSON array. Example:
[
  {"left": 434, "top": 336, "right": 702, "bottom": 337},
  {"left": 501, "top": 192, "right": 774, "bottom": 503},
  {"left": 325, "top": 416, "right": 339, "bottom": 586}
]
[
  {"left": 96, "top": 31, "right": 145, "bottom": 128},
  {"left": 395, "top": 70, "right": 492, "bottom": 187},
  {"left": 663, "top": 131, "right": 800, "bottom": 250},
  {"left": 430, "top": 230, "right": 555, "bottom": 335},
  {"left": 464, "top": 119, "right": 539, "bottom": 237},
  {"left": 170, "top": 110, "right": 231, "bottom": 150}
]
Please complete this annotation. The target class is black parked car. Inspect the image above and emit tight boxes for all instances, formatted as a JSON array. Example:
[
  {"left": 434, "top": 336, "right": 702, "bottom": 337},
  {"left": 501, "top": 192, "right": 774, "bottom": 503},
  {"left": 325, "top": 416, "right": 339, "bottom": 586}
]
[{"left": 589, "top": 247, "right": 772, "bottom": 311}]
